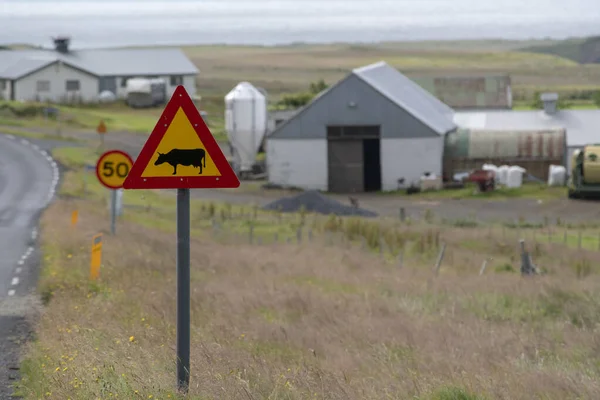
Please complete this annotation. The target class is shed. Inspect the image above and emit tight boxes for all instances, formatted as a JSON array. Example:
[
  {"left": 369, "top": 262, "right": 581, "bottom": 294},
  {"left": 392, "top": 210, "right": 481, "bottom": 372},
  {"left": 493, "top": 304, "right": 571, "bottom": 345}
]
[
  {"left": 266, "top": 61, "right": 457, "bottom": 193},
  {"left": 444, "top": 128, "right": 567, "bottom": 181},
  {"left": 453, "top": 94, "right": 600, "bottom": 172}
]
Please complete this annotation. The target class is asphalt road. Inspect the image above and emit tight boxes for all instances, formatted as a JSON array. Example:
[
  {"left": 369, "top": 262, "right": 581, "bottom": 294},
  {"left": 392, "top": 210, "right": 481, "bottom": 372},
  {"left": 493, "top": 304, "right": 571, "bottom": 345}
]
[{"left": 0, "top": 134, "right": 59, "bottom": 399}]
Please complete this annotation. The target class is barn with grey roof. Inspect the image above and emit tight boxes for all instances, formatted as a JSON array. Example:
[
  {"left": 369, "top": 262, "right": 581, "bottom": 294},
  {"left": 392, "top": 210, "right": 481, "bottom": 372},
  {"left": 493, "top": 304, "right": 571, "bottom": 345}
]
[
  {"left": 266, "top": 61, "right": 457, "bottom": 193},
  {"left": 0, "top": 37, "right": 198, "bottom": 103}
]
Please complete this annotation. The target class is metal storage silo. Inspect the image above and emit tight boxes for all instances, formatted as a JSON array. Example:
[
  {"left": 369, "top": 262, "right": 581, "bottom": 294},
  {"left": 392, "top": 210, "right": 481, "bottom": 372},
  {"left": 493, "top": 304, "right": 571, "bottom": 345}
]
[{"left": 224, "top": 82, "right": 268, "bottom": 177}]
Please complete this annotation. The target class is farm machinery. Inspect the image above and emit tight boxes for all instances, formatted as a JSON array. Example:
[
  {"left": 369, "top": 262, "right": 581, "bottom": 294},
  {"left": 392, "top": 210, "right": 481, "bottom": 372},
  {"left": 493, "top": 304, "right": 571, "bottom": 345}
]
[{"left": 568, "top": 145, "right": 600, "bottom": 199}]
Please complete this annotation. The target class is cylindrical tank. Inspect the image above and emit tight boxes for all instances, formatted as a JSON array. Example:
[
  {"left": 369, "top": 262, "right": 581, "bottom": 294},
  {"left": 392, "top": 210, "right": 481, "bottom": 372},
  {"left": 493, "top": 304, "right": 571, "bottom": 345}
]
[
  {"left": 224, "top": 82, "right": 268, "bottom": 174},
  {"left": 581, "top": 145, "right": 600, "bottom": 184},
  {"left": 445, "top": 128, "right": 567, "bottom": 181}
]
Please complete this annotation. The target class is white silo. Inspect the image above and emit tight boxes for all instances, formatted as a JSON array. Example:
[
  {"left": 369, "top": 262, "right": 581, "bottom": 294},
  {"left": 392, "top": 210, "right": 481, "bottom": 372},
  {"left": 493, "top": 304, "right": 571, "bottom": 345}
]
[{"left": 224, "top": 82, "right": 268, "bottom": 176}]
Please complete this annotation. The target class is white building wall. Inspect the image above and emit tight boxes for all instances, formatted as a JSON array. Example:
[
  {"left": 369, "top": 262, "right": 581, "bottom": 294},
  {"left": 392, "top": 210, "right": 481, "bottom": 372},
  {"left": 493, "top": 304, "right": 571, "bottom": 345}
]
[
  {"left": 0, "top": 80, "right": 9, "bottom": 100},
  {"left": 267, "top": 139, "right": 328, "bottom": 190},
  {"left": 14, "top": 62, "right": 98, "bottom": 103},
  {"left": 380, "top": 137, "right": 444, "bottom": 191},
  {"left": 115, "top": 74, "right": 197, "bottom": 99}
]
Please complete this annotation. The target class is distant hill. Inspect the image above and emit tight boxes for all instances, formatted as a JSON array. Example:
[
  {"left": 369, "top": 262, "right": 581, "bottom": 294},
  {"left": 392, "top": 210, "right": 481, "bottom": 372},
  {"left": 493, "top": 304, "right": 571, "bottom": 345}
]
[{"left": 520, "top": 36, "right": 600, "bottom": 64}]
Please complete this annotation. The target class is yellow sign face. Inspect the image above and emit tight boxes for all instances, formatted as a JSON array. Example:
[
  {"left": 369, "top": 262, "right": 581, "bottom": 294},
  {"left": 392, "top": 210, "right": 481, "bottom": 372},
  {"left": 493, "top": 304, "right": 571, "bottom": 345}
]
[
  {"left": 96, "top": 150, "right": 134, "bottom": 190},
  {"left": 140, "top": 107, "right": 222, "bottom": 178},
  {"left": 90, "top": 233, "right": 103, "bottom": 281}
]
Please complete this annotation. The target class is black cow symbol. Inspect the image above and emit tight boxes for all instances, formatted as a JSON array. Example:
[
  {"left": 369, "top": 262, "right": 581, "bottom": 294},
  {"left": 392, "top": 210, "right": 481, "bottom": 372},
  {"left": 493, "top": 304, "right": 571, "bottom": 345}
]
[{"left": 154, "top": 148, "right": 206, "bottom": 175}]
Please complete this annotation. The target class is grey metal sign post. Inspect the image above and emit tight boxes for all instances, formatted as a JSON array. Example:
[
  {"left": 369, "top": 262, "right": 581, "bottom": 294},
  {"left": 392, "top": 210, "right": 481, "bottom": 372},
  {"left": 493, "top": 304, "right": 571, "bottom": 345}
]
[
  {"left": 176, "top": 188, "right": 191, "bottom": 391},
  {"left": 110, "top": 189, "right": 117, "bottom": 235}
]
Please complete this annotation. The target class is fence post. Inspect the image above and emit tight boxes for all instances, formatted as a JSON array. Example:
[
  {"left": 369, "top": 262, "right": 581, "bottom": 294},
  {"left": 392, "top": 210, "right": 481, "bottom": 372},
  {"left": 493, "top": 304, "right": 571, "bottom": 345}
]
[
  {"left": 433, "top": 243, "right": 447, "bottom": 276},
  {"left": 479, "top": 258, "right": 491, "bottom": 276}
]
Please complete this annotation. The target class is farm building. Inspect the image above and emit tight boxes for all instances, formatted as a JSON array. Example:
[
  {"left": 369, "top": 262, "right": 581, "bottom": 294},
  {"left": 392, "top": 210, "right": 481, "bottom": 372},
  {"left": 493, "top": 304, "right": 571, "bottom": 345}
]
[
  {"left": 0, "top": 37, "right": 198, "bottom": 103},
  {"left": 411, "top": 74, "right": 512, "bottom": 110},
  {"left": 443, "top": 128, "right": 567, "bottom": 181},
  {"left": 454, "top": 93, "right": 600, "bottom": 173},
  {"left": 266, "top": 61, "right": 457, "bottom": 193}
]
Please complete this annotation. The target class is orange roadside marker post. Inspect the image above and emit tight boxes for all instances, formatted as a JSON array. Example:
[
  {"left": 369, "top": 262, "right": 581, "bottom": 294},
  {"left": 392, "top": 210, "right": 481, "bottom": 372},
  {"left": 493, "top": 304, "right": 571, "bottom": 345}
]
[
  {"left": 71, "top": 210, "right": 78, "bottom": 227},
  {"left": 97, "top": 120, "right": 107, "bottom": 148},
  {"left": 90, "top": 233, "right": 103, "bottom": 281}
]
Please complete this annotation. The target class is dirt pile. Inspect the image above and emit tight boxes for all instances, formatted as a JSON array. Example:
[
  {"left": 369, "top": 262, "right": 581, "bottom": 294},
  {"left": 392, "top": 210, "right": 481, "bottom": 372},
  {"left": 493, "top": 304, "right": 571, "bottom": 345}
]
[{"left": 262, "top": 190, "right": 378, "bottom": 217}]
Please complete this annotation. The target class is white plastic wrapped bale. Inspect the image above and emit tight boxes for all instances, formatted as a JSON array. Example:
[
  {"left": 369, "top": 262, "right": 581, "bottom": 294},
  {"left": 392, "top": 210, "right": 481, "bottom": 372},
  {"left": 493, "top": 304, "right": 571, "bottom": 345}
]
[
  {"left": 547, "top": 165, "right": 567, "bottom": 186},
  {"left": 506, "top": 166, "right": 527, "bottom": 188},
  {"left": 497, "top": 165, "right": 510, "bottom": 186}
]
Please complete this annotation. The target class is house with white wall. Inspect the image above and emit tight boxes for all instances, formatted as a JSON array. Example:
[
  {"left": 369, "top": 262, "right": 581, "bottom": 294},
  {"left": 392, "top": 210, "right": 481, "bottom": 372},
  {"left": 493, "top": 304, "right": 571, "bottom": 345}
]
[{"left": 0, "top": 37, "right": 198, "bottom": 103}]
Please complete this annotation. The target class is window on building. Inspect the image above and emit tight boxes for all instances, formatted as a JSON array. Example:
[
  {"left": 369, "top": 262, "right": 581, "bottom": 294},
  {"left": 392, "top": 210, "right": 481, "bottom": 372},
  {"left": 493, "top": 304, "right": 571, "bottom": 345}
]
[
  {"left": 121, "top": 77, "right": 130, "bottom": 88},
  {"left": 170, "top": 75, "right": 183, "bottom": 86},
  {"left": 0, "top": 80, "right": 5, "bottom": 90},
  {"left": 36, "top": 80, "right": 50, "bottom": 92},
  {"left": 66, "top": 80, "right": 80, "bottom": 91}
]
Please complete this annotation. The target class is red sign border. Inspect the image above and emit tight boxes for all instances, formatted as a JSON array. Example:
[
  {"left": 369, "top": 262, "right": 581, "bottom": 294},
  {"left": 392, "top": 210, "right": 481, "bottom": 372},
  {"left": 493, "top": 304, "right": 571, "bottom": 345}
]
[
  {"left": 96, "top": 149, "right": 134, "bottom": 190},
  {"left": 123, "top": 85, "right": 240, "bottom": 190}
]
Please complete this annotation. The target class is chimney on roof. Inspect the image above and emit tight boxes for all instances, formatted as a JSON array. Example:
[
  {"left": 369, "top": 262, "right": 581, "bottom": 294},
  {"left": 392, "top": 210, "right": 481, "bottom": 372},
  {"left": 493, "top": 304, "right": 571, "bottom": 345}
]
[
  {"left": 540, "top": 92, "right": 559, "bottom": 115},
  {"left": 52, "top": 36, "right": 71, "bottom": 53}
]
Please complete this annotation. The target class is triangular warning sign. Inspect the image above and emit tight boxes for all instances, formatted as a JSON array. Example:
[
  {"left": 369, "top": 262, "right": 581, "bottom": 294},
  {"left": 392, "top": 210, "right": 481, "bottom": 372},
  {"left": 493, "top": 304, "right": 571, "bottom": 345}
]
[{"left": 123, "top": 85, "right": 240, "bottom": 190}]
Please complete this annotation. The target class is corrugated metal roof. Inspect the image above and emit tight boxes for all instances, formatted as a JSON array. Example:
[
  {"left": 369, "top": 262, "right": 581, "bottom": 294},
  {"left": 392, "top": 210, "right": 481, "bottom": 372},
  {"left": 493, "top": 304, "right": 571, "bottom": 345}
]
[
  {"left": 352, "top": 61, "right": 456, "bottom": 135},
  {"left": 0, "top": 47, "right": 199, "bottom": 79},
  {"left": 453, "top": 109, "right": 600, "bottom": 148},
  {"left": 0, "top": 56, "right": 56, "bottom": 79}
]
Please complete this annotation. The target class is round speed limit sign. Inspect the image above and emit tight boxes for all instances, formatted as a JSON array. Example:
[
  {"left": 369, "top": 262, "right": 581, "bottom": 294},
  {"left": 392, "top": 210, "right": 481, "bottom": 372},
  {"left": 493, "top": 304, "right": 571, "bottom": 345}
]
[{"left": 96, "top": 150, "right": 134, "bottom": 189}]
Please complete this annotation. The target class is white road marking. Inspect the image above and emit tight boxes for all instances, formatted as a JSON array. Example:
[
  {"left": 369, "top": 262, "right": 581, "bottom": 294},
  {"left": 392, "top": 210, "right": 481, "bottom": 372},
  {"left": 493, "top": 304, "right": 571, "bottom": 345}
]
[{"left": 1, "top": 133, "right": 63, "bottom": 292}]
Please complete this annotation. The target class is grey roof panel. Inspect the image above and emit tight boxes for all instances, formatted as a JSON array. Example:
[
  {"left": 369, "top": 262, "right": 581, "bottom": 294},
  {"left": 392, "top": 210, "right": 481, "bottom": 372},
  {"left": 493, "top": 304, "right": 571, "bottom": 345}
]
[
  {"left": 0, "top": 56, "right": 55, "bottom": 79},
  {"left": 352, "top": 61, "right": 456, "bottom": 135},
  {"left": 453, "top": 109, "right": 600, "bottom": 147},
  {"left": 0, "top": 48, "right": 198, "bottom": 78}
]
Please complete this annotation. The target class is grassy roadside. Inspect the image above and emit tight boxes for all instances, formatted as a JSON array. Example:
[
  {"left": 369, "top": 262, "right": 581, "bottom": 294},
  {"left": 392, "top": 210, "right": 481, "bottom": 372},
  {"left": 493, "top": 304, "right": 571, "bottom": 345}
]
[
  {"left": 381, "top": 182, "right": 567, "bottom": 201},
  {"left": 0, "top": 125, "right": 81, "bottom": 142},
  {"left": 11, "top": 145, "right": 600, "bottom": 399}
]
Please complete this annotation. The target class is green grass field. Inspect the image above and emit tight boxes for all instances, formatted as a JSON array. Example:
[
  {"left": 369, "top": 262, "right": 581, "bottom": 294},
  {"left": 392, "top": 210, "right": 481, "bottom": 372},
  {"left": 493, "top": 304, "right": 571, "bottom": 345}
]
[
  {"left": 11, "top": 142, "right": 600, "bottom": 399},
  {"left": 1, "top": 39, "right": 599, "bottom": 142}
]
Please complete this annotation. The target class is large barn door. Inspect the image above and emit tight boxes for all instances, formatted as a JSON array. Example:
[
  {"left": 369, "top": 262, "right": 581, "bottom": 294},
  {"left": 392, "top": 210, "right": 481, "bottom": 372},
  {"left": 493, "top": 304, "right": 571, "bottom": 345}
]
[
  {"left": 328, "top": 140, "right": 364, "bottom": 193},
  {"left": 327, "top": 125, "right": 381, "bottom": 193}
]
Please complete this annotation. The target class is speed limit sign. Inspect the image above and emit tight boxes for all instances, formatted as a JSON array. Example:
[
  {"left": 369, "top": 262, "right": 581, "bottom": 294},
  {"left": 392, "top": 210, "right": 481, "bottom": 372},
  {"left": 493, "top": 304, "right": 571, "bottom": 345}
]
[{"left": 96, "top": 150, "right": 134, "bottom": 190}]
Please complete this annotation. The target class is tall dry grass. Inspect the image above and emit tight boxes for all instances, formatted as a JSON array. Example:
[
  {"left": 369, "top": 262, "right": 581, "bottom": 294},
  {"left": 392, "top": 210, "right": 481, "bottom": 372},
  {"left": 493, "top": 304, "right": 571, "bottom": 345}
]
[{"left": 16, "top": 198, "right": 600, "bottom": 400}]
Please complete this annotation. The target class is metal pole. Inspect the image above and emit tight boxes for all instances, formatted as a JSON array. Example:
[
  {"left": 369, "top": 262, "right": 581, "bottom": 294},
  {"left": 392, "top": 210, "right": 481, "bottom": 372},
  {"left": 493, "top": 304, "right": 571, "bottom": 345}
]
[
  {"left": 176, "top": 188, "right": 191, "bottom": 393},
  {"left": 110, "top": 189, "right": 117, "bottom": 235}
]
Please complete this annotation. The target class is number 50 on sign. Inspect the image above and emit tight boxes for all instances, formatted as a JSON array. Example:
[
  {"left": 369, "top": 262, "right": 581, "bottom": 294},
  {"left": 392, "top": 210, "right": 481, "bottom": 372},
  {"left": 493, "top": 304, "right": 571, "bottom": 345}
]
[{"left": 96, "top": 150, "right": 134, "bottom": 190}]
